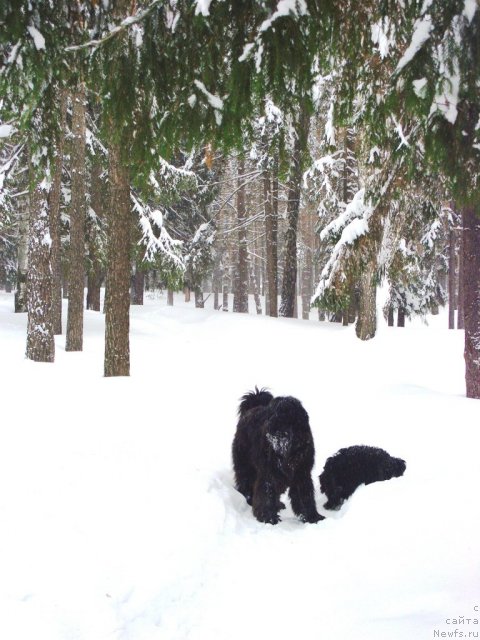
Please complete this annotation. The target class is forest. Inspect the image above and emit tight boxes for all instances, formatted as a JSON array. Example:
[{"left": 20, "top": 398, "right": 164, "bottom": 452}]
[{"left": 0, "top": 1, "right": 479, "bottom": 395}]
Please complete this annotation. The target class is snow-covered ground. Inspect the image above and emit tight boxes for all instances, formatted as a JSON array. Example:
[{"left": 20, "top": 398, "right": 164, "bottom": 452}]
[{"left": 1, "top": 290, "right": 479, "bottom": 640}]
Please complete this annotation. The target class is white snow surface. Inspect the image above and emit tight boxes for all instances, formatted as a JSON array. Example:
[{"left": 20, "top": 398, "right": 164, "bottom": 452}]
[{"left": 0, "top": 291, "right": 479, "bottom": 640}]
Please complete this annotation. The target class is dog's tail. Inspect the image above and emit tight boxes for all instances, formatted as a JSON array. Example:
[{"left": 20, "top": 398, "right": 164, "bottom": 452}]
[{"left": 238, "top": 387, "right": 273, "bottom": 416}]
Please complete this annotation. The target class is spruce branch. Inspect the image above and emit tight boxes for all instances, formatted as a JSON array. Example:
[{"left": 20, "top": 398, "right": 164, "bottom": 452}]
[{"left": 65, "top": 0, "right": 163, "bottom": 52}]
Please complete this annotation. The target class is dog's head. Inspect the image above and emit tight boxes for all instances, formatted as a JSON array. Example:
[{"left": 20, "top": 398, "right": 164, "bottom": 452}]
[{"left": 378, "top": 455, "right": 406, "bottom": 481}]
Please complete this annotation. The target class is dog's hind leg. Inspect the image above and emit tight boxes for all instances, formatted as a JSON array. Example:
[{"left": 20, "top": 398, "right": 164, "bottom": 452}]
[
  {"left": 252, "top": 475, "right": 282, "bottom": 524},
  {"left": 289, "top": 472, "right": 324, "bottom": 523},
  {"left": 232, "top": 438, "right": 257, "bottom": 505},
  {"left": 234, "top": 464, "right": 256, "bottom": 505}
]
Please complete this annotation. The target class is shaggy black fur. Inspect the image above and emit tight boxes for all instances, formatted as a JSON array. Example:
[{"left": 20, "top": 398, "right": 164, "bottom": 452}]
[
  {"left": 319, "top": 445, "right": 406, "bottom": 510},
  {"left": 232, "top": 388, "right": 323, "bottom": 525}
]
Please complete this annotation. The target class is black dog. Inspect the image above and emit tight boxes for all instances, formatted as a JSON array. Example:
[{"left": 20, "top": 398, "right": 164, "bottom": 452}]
[
  {"left": 232, "top": 388, "right": 323, "bottom": 525},
  {"left": 319, "top": 445, "right": 406, "bottom": 510}
]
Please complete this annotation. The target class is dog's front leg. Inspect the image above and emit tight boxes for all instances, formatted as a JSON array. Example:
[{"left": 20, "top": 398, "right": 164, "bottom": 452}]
[
  {"left": 252, "top": 475, "right": 281, "bottom": 524},
  {"left": 289, "top": 472, "right": 324, "bottom": 523}
]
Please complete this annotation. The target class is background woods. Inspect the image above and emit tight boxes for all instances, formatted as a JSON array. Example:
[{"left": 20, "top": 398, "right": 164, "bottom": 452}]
[{"left": 0, "top": 0, "right": 478, "bottom": 396}]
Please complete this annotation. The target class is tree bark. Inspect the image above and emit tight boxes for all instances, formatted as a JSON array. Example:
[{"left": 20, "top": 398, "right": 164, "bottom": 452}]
[
  {"left": 14, "top": 205, "right": 29, "bottom": 313},
  {"left": 397, "top": 306, "right": 406, "bottom": 327},
  {"left": 167, "top": 288, "right": 174, "bottom": 306},
  {"left": 86, "top": 159, "right": 104, "bottom": 312},
  {"left": 457, "top": 225, "right": 465, "bottom": 330},
  {"left": 387, "top": 306, "right": 394, "bottom": 327},
  {"left": 355, "top": 263, "right": 377, "bottom": 340},
  {"left": 264, "top": 168, "right": 278, "bottom": 317},
  {"left": 194, "top": 288, "right": 204, "bottom": 308},
  {"left": 66, "top": 84, "right": 87, "bottom": 352},
  {"left": 49, "top": 90, "right": 66, "bottom": 334},
  {"left": 222, "top": 283, "right": 229, "bottom": 311},
  {"left": 250, "top": 263, "right": 262, "bottom": 314},
  {"left": 462, "top": 206, "right": 480, "bottom": 399},
  {"left": 448, "top": 228, "right": 456, "bottom": 330},
  {"left": 104, "top": 140, "right": 131, "bottom": 377},
  {"left": 233, "top": 156, "right": 249, "bottom": 313},
  {"left": 26, "top": 174, "right": 55, "bottom": 362},
  {"left": 280, "top": 106, "right": 310, "bottom": 318},
  {"left": 130, "top": 263, "right": 145, "bottom": 305}
]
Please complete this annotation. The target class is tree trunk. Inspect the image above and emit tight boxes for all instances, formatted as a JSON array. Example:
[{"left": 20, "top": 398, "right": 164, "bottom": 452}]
[
  {"left": 222, "top": 283, "right": 229, "bottom": 311},
  {"left": 250, "top": 263, "right": 262, "bottom": 314},
  {"left": 457, "top": 225, "right": 465, "bottom": 330},
  {"left": 104, "top": 140, "right": 131, "bottom": 377},
  {"left": 66, "top": 84, "right": 87, "bottom": 352},
  {"left": 14, "top": 205, "right": 29, "bottom": 313},
  {"left": 462, "top": 205, "right": 480, "bottom": 399},
  {"left": 233, "top": 156, "right": 249, "bottom": 313},
  {"left": 448, "top": 228, "right": 456, "bottom": 330},
  {"left": 167, "top": 288, "right": 174, "bottom": 306},
  {"left": 184, "top": 286, "right": 191, "bottom": 302},
  {"left": 195, "top": 288, "right": 204, "bottom": 308},
  {"left": 355, "top": 263, "right": 377, "bottom": 340},
  {"left": 49, "top": 90, "right": 66, "bottom": 334},
  {"left": 387, "top": 306, "right": 394, "bottom": 326},
  {"left": 397, "top": 306, "right": 406, "bottom": 327},
  {"left": 264, "top": 168, "right": 278, "bottom": 317},
  {"left": 86, "top": 159, "right": 104, "bottom": 312},
  {"left": 301, "top": 257, "right": 312, "bottom": 320},
  {"left": 26, "top": 173, "right": 55, "bottom": 362},
  {"left": 280, "top": 106, "right": 310, "bottom": 318},
  {"left": 130, "top": 263, "right": 145, "bottom": 305}
]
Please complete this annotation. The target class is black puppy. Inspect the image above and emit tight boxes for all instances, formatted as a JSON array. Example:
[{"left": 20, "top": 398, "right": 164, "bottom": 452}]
[
  {"left": 232, "top": 388, "right": 323, "bottom": 525},
  {"left": 319, "top": 445, "right": 406, "bottom": 510}
]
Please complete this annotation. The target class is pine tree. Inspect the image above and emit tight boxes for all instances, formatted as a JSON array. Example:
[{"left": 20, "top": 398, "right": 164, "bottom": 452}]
[
  {"left": 26, "top": 155, "right": 54, "bottom": 362},
  {"left": 66, "top": 83, "right": 87, "bottom": 352}
]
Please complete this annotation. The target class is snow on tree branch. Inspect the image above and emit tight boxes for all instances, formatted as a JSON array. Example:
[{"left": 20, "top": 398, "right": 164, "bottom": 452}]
[
  {"left": 396, "top": 14, "right": 433, "bottom": 73},
  {"left": 132, "top": 193, "right": 184, "bottom": 267},
  {"left": 65, "top": 0, "right": 164, "bottom": 51}
]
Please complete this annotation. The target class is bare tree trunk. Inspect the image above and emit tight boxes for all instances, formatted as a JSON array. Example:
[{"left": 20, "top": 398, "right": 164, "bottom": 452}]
[
  {"left": 355, "top": 263, "right": 377, "bottom": 340},
  {"left": 130, "top": 263, "right": 145, "bottom": 305},
  {"left": 280, "top": 106, "right": 310, "bottom": 317},
  {"left": 249, "top": 262, "right": 262, "bottom": 314},
  {"left": 457, "top": 225, "right": 464, "bottom": 330},
  {"left": 462, "top": 205, "right": 480, "bottom": 398},
  {"left": 167, "top": 289, "right": 174, "bottom": 306},
  {"left": 26, "top": 172, "right": 55, "bottom": 362},
  {"left": 66, "top": 84, "right": 86, "bottom": 352},
  {"left": 15, "top": 205, "right": 29, "bottom": 313},
  {"left": 49, "top": 90, "right": 66, "bottom": 334},
  {"left": 397, "top": 307, "right": 406, "bottom": 327},
  {"left": 387, "top": 306, "right": 394, "bottom": 327},
  {"left": 264, "top": 168, "right": 278, "bottom": 317},
  {"left": 104, "top": 141, "right": 131, "bottom": 377},
  {"left": 86, "top": 160, "right": 104, "bottom": 312},
  {"left": 184, "top": 286, "right": 191, "bottom": 302},
  {"left": 448, "top": 228, "right": 456, "bottom": 330},
  {"left": 233, "top": 156, "right": 249, "bottom": 313},
  {"left": 222, "top": 283, "right": 229, "bottom": 311},
  {"left": 301, "top": 253, "right": 312, "bottom": 320},
  {"left": 195, "top": 288, "right": 204, "bottom": 308}
]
